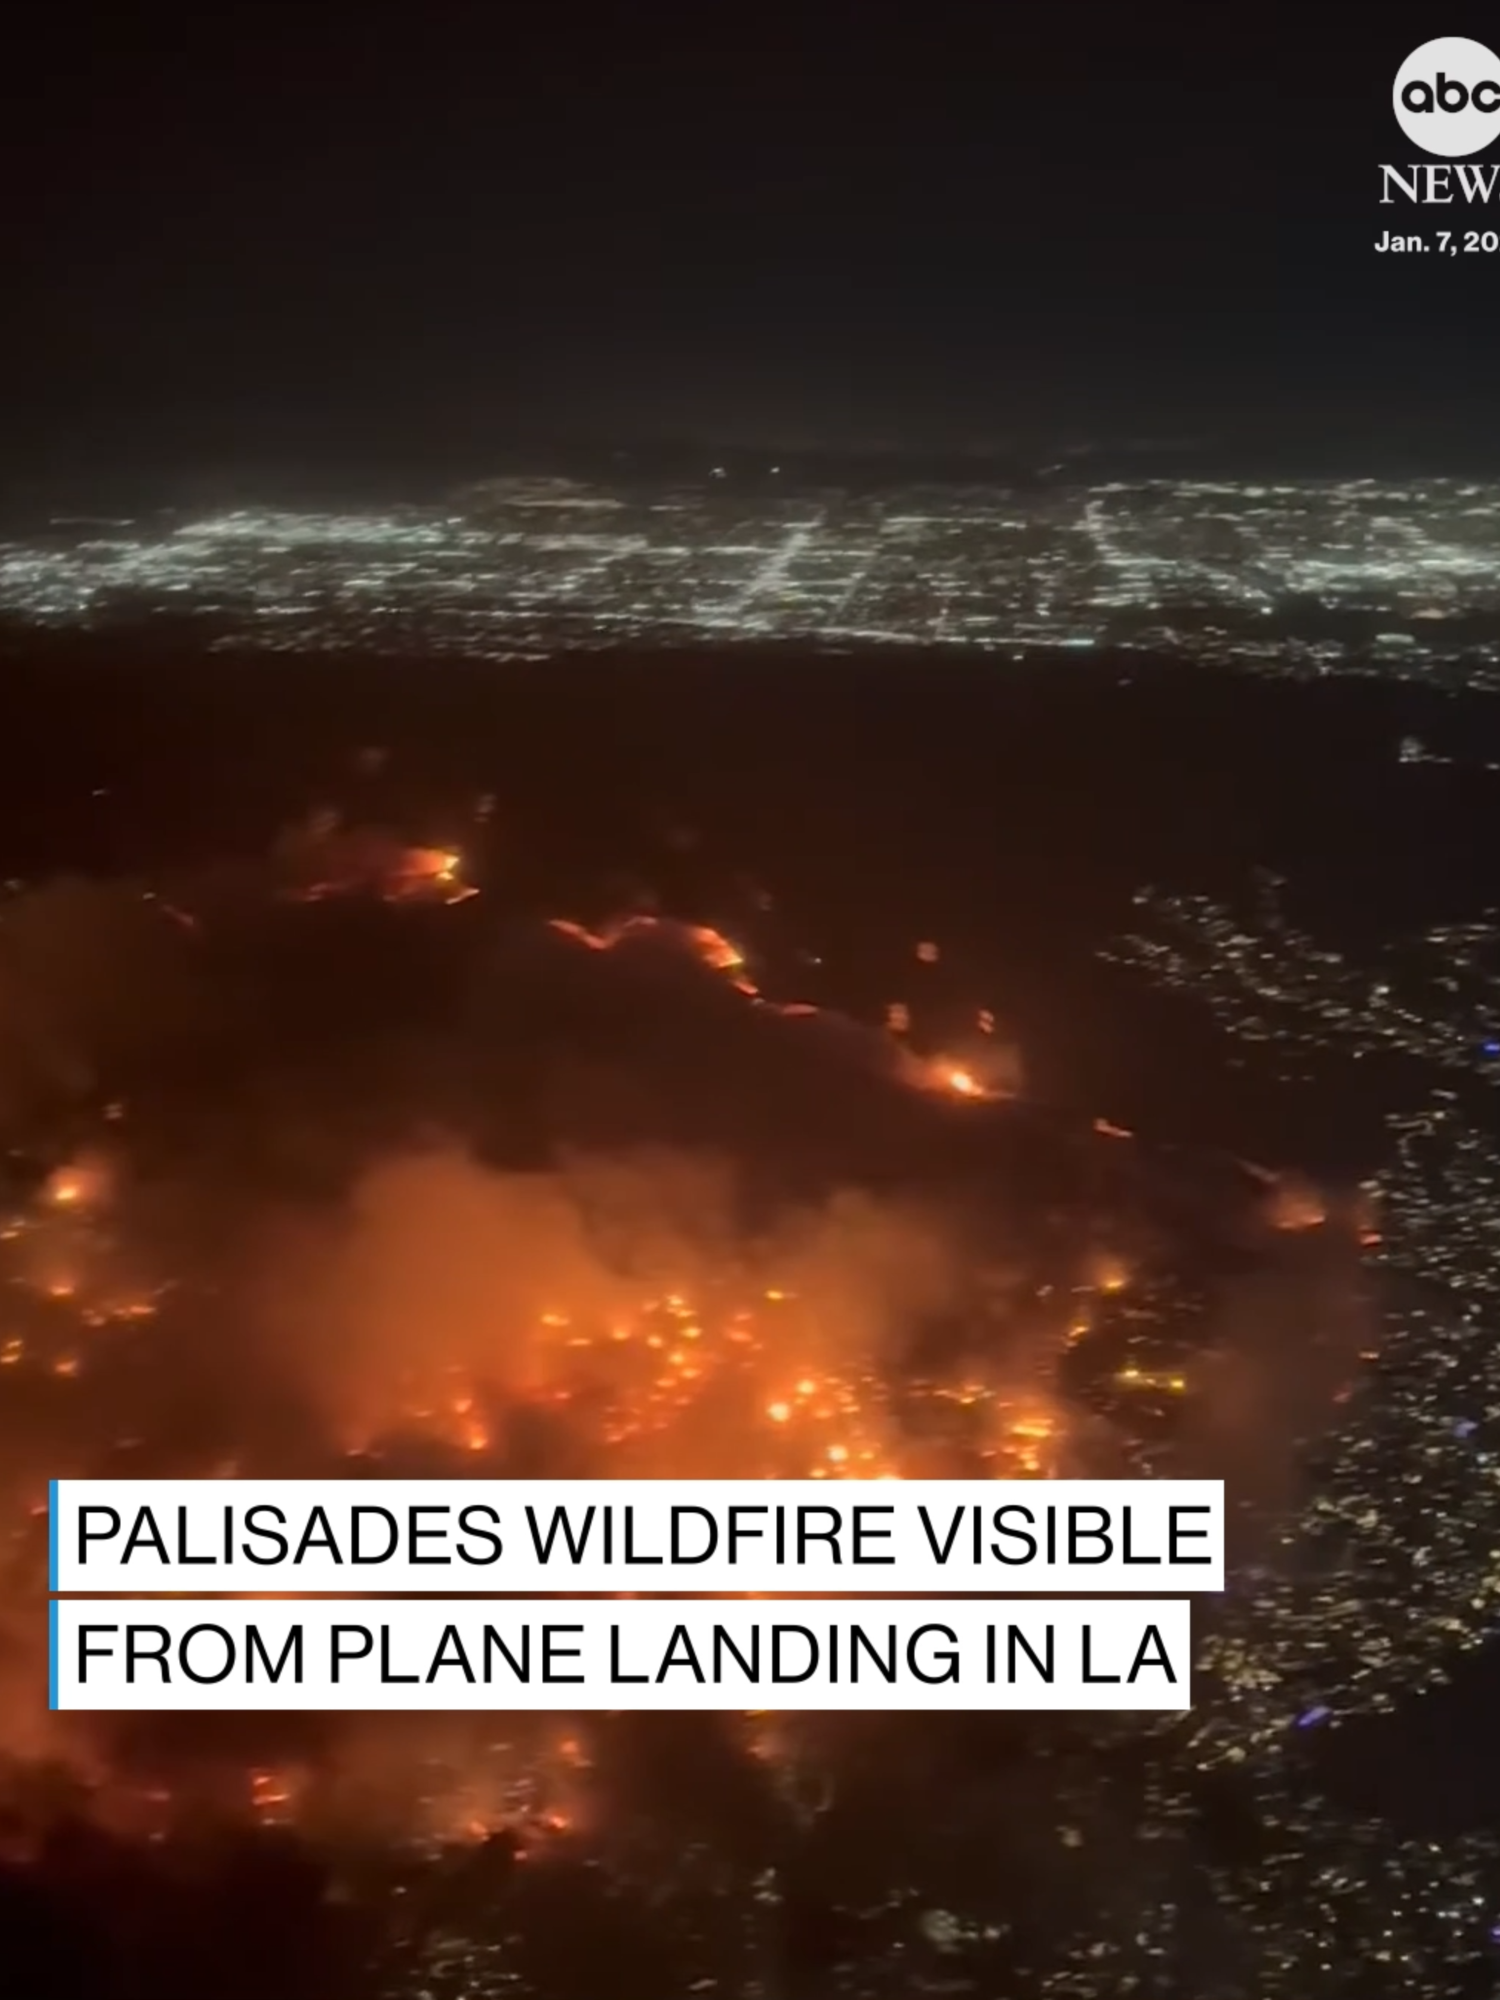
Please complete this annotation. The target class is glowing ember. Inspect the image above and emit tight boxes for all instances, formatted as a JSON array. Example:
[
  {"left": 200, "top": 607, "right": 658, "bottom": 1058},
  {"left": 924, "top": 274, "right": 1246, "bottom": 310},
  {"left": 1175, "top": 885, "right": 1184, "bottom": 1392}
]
[
  {"left": 42, "top": 1156, "right": 111, "bottom": 1210},
  {"left": 1267, "top": 1175, "right": 1328, "bottom": 1232},
  {"left": 278, "top": 822, "right": 478, "bottom": 904}
]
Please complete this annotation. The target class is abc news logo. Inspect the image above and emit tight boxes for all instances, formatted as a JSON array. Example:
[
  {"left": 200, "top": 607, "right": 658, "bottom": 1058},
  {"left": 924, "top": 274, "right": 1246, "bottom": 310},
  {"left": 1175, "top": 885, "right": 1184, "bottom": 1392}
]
[
  {"left": 1383, "top": 36, "right": 1500, "bottom": 203},
  {"left": 1400, "top": 73, "right": 1500, "bottom": 118}
]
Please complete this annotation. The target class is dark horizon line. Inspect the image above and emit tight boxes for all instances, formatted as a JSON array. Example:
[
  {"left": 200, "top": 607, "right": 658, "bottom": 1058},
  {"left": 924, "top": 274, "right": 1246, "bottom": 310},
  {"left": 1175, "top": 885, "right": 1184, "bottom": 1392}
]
[{"left": 9, "top": 425, "right": 1500, "bottom": 518}]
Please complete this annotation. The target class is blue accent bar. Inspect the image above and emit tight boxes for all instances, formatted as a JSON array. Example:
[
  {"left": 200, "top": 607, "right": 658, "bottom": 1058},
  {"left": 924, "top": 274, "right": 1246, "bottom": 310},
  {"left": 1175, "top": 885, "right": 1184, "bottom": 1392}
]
[
  {"left": 48, "top": 1478, "right": 57, "bottom": 1592},
  {"left": 48, "top": 1599, "right": 58, "bottom": 1711}
]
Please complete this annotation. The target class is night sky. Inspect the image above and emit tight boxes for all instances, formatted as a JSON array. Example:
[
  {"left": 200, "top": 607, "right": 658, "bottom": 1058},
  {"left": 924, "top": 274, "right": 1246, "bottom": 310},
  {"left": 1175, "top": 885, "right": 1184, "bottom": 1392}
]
[{"left": 4, "top": 1, "right": 1498, "bottom": 482}]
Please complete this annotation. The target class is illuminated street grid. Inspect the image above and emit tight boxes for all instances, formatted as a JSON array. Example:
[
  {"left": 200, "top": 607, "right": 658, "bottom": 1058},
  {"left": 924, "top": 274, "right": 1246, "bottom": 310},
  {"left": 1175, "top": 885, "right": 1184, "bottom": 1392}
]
[
  {"left": 4, "top": 476, "right": 1500, "bottom": 680},
  {"left": 1001, "top": 887, "right": 1500, "bottom": 1998}
]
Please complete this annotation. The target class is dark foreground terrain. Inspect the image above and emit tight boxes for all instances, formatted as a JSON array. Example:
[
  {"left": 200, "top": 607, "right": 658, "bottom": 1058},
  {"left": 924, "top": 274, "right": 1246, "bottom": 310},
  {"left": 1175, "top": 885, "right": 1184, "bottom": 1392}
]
[{"left": 5, "top": 631, "right": 1498, "bottom": 1143}]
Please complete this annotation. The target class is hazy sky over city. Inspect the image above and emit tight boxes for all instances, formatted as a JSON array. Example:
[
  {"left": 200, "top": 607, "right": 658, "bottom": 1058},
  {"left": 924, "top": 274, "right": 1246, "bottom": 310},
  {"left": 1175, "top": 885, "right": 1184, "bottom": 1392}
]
[{"left": 4, "top": 1, "right": 1498, "bottom": 477}]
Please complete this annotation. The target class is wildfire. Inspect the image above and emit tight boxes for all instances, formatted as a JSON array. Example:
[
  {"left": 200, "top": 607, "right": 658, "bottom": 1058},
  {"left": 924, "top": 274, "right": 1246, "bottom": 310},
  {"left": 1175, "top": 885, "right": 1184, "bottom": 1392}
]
[
  {"left": 249, "top": 1767, "right": 302, "bottom": 1822},
  {"left": 904, "top": 1054, "right": 1002, "bottom": 1102},
  {"left": 278, "top": 822, "right": 477, "bottom": 905},
  {"left": 0, "top": 1148, "right": 1086, "bottom": 1850},
  {"left": 1005, "top": 1410, "right": 1058, "bottom": 1476},
  {"left": 42, "top": 1155, "right": 111, "bottom": 1211},
  {"left": 1266, "top": 1174, "right": 1328, "bottom": 1233},
  {"left": 688, "top": 925, "right": 746, "bottom": 973},
  {"left": 549, "top": 914, "right": 744, "bottom": 972},
  {"left": 0, "top": 837, "right": 1129, "bottom": 1854},
  {"left": 547, "top": 911, "right": 1033, "bottom": 1117}
]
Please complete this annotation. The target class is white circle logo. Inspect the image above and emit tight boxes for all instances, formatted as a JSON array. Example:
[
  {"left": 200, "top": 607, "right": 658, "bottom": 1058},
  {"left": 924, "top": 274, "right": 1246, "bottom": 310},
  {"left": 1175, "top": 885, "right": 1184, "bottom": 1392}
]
[{"left": 1394, "top": 37, "right": 1500, "bottom": 155}]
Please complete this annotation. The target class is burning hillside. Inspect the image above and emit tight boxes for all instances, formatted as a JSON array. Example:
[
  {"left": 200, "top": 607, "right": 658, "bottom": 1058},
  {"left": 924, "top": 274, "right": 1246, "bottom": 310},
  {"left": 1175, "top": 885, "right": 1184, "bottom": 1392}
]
[{"left": 0, "top": 821, "right": 1353, "bottom": 1862}]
